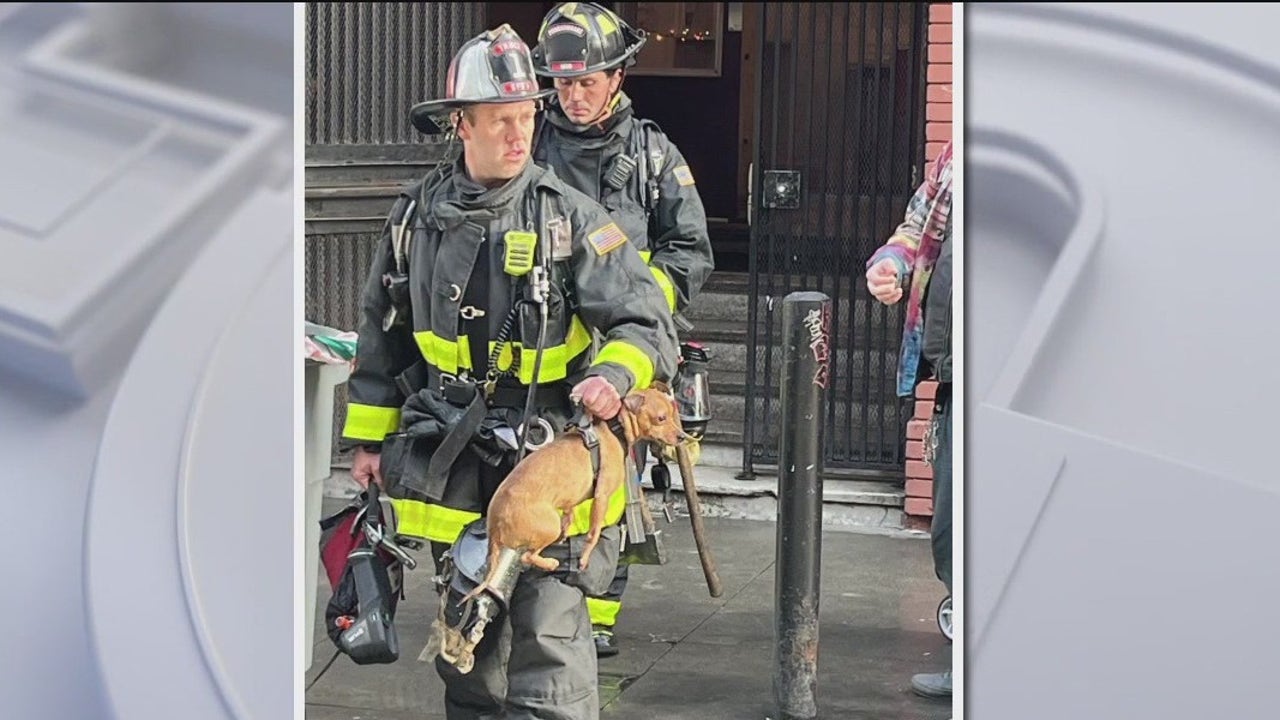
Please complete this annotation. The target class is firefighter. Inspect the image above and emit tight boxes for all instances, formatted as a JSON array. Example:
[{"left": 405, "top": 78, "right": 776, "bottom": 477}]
[
  {"left": 529, "top": 1, "right": 715, "bottom": 659},
  {"left": 338, "top": 24, "right": 679, "bottom": 720}
]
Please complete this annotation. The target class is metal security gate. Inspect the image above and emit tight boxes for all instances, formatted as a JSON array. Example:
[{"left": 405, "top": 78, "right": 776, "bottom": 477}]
[
  {"left": 743, "top": 2, "right": 927, "bottom": 476},
  {"left": 305, "top": 2, "right": 485, "bottom": 462}
]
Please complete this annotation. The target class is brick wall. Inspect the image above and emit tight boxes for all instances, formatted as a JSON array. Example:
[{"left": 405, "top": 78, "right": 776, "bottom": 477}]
[
  {"left": 903, "top": 4, "right": 952, "bottom": 528},
  {"left": 904, "top": 380, "right": 938, "bottom": 528},
  {"left": 925, "top": 3, "right": 952, "bottom": 175}
]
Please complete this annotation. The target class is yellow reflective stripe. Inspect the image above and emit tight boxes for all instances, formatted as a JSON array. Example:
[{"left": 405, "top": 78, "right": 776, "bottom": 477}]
[
  {"left": 586, "top": 597, "right": 622, "bottom": 626},
  {"left": 649, "top": 265, "right": 677, "bottom": 312},
  {"left": 636, "top": 251, "right": 677, "bottom": 312},
  {"left": 592, "top": 341, "right": 655, "bottom": 390},
  {"left": 566, "top": 481, "right": 628, "bottom": 537},
  {"left": 342, "top": 403, "right": 401, "bottom": 441},
  {"left": 488, "top": 339, "right": 516, "bottom": 373},
  {"left": 487, "top": 315, "right": 593, "bottom": 384},
  {"left": 390, "top": 498, "right": 481, "bottom": 545},
  {"left": 416, "top": 318, "right": 592, "bottom": 383},
  {"left": 413, "top": 331, "right": 472, "bottom": 374}
]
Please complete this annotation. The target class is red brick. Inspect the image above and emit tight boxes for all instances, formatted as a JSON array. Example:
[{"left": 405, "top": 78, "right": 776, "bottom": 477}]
[
  {"left": 906, "top": 478, "right": 933, "bottom": 499},
  {"left": 927, "top": 84, "right": 953, "bottom": 103},
  {"left": 913, "top": 400, "right": 934, "bottom": 419},
  {"left": 927, "top": 63, "right": 951, "bottom": 83},
  {"left": 926, "top": 141, "right": 947, "bottom": 161},
  {"left": 905, "top": 497, "right": 934, "bottom": 517},
  {"left": 929, "top": 4, "right": 953, "bottom": 23},
  {"left": 926, "top": 102, "right": 951, "bottom": 122},
  {"left": 906, "top": 418, "right": 930, "bottom": 440},
  {"left": 928, "top": 43, "right": 952, "bottom": 64},
  {"left": 905, "top": 460, "right": 933, "bottom": 480},
  {"left": 906, "top": 440, "right": 925, "bottom": 460},
  {"left": 916, "top": 381, "right": 938, "bottom": 400},
  {"left": 926, "top": 122, "right": 952, "bottom": 142},
  {"left": 928, "top": 24, "right": 951, "bottom": 44}
]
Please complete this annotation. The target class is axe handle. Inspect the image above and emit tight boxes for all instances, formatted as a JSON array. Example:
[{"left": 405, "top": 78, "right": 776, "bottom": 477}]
[
  {"left": 676, "top": 445, "right": 723, "bottom": 598},
  {"left": 638, "top": 483, "right": 658, "bottom": 534}
]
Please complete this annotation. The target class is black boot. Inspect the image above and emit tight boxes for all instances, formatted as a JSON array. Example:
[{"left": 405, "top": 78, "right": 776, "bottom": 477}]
[{"left": 592, "top": 625, "right": 619, "bottom": 658}]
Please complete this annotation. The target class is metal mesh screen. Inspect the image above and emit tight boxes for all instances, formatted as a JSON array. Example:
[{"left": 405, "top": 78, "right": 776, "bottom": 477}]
[
  {"left": 744, "top": 3, "right": 926, "bottom": 475},
  {"left": 305, "top": 2, "right": 486, "bottom": 145},
  {"left": 306, "top": 2, "right": 487, "bottom": 465},
  {"left": 306, "top": 231, "right": 381, "bottom": 465}
]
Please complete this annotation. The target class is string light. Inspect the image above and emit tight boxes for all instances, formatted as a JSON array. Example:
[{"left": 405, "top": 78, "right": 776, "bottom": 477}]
[{"left": 652, "top": 27, "right": 713, "bottom": 42}]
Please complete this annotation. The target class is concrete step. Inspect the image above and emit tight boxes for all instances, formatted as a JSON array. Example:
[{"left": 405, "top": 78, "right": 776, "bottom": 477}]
[{"left": 700, "top": 271, "right": 750, "bottom": 294}]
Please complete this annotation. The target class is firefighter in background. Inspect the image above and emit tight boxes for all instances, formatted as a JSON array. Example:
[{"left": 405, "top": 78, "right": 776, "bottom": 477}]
[
  {"left": 338, "top": 24, "right": 679, "bottom": 720},
  {"left": 530, "top": 1, "right": 715, "bottom": 659}
]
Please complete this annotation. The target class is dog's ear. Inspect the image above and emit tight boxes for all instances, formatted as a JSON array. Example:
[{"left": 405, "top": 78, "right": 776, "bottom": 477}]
[
  {"left": 623, "top": 392, "right": 646, "bottom": 416},
  {"left": 650, "top": 380, "right": 670, "bottom": 395}
]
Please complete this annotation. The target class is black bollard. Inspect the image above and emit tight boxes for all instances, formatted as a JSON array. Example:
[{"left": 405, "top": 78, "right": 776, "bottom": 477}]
[{"left": 773, "top": 291, "right": 831, "bottom": 720}]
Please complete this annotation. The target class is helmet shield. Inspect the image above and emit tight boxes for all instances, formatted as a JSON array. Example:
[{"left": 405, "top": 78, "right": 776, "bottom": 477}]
[
  {"left": 531, "top": 3, "right": 647, "bottom": 77},
  {"left": 411, "top": 24, "right": 555, "bottom": 134}
]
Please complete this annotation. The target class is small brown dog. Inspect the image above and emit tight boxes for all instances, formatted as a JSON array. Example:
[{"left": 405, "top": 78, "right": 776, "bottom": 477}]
[{"left": 459, "top": 384, "right": 687, "bottom": 604}]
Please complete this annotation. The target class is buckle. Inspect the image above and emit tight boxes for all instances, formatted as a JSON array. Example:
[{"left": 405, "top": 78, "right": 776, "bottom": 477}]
[{"left": 459, "top": 306, "right": 486, "bottom": 321}]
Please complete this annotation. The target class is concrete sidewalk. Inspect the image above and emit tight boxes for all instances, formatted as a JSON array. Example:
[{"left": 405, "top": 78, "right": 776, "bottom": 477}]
[{"left": 305, "top": 504, "right": 954, "bottom": 720}]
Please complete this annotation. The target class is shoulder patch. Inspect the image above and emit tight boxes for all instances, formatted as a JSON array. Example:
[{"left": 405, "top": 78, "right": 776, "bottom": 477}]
[
  {"left": 672, "top": 164, "right": 695, "bottom": 187},
  {"left": 587, "top": 222, "right": 629, "bottom": 256}
]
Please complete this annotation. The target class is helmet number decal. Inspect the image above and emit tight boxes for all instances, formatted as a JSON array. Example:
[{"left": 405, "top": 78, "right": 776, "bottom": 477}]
[{"left": 547, "top": 23, "right": 586, "bottom": 37}]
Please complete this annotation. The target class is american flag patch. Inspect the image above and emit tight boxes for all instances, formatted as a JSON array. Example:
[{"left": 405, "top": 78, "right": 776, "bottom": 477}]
[
  {"left": 587, "top": 222, "right": 628, "bottom": 256},
  {"left": 672, "top": 165, "right": 695, "bottom": 186}
]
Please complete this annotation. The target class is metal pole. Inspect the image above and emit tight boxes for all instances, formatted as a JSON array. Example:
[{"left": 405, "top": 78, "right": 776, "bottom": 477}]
[{"left": 773, "top": 291, "right": 831, "bottom": 720}]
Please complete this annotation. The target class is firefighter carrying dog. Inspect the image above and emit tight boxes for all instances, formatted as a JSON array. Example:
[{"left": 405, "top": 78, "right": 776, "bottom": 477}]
[{"left": 335, "top": 24, "right": 680, "bottom": 720}]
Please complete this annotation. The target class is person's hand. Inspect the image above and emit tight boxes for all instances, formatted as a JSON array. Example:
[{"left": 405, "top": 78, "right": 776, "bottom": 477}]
[
  {"left": 351, "top": 446, "right": 384, "bottom": 490},
  {"left": 866, "top": 258, "right": 903, "bottom": 305},
  {"left": 570, "top": 376, "right": 622, "bottom": 419}
]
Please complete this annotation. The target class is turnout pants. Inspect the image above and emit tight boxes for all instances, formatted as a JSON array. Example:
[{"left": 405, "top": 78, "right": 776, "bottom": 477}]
[{"left": 430, "top": 525, "right": 621, "bottom": 720}]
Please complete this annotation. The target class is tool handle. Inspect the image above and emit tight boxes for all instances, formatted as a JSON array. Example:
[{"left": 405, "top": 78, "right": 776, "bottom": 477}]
[
  {"left": 676, "top": 445, "right": 723, "bottom": 598},
  {"left": 637, "top": 481, "right": 658, "bottom": 534}
]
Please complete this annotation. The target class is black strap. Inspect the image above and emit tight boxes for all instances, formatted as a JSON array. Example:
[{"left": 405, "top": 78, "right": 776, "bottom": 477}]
[
  {"left": 571, "top": 411, "right": 629, "bottom": 497},
  {"left": 420, "top": 384, "right": 488, "bottom": 501},
  {"left": 489, "top": 383, "right": 568, "bottom": 411},
  {"left": 395, "top": 360, "right": 430, "bottom": 398},
  {"left": 574, "top": 413, "right": 603, "bottom": 496}
]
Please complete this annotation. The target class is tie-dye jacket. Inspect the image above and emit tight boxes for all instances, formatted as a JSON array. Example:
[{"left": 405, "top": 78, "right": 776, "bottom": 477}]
[{"left": 865, "top": 141, "right": 954, "bottom": 398}]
